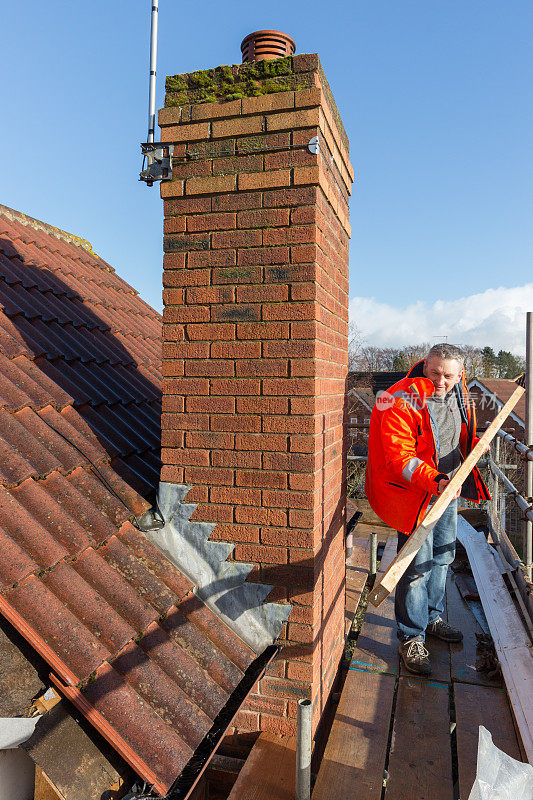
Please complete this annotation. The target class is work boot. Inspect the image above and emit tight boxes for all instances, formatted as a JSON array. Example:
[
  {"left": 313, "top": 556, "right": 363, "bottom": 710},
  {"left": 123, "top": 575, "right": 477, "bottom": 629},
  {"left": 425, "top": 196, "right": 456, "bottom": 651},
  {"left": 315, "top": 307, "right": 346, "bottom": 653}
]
[
  {"left": 399, "top": 637, "right": 431, "bottom": 676},
  {"left": 426, "top": 617, "right": 463, "bottom": 642}
]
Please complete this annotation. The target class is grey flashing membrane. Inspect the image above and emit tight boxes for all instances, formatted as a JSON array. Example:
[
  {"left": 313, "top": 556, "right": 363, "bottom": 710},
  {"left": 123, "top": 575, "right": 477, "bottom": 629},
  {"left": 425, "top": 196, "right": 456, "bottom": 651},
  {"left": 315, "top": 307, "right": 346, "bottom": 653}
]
[{"left": 142, "top": 482, "right": 291, "bottom": 653}]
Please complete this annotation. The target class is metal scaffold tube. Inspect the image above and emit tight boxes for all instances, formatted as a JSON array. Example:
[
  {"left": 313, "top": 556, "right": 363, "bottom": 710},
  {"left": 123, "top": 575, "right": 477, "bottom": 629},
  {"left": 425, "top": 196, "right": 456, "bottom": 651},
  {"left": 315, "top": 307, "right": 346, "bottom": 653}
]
[
  {"left": 490, "top": 460, "right": 533, "bottom": 526},
  {"left": 525, "top": 311, "right": 533, "bottom": 580},
  {"left": 296, "top": 698, "right": 312, "bottom": 800},
  {"left": 496, "top": 428, "right": 533, "bottom": 462}
]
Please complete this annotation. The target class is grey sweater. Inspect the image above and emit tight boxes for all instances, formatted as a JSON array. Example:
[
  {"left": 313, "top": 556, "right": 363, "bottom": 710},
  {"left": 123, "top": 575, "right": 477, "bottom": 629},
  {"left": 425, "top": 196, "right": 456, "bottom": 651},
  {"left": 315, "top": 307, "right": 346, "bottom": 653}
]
[{"left": 426, "top": 391, "right": 462, "bottom": 479}]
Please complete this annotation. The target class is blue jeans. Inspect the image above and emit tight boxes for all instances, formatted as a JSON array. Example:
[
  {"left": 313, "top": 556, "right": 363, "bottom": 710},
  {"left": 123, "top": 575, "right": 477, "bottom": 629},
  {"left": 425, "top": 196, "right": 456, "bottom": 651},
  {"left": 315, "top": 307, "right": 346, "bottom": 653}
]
[{"left": 395, "top": 499, "right": 457, "bottom": 642}]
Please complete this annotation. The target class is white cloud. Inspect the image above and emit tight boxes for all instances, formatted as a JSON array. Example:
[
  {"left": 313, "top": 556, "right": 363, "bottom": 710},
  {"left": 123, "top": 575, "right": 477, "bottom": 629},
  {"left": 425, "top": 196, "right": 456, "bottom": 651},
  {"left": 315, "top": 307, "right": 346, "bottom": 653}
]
[{"left": 349, "top": 284, "right": 533, "bottom": 355}]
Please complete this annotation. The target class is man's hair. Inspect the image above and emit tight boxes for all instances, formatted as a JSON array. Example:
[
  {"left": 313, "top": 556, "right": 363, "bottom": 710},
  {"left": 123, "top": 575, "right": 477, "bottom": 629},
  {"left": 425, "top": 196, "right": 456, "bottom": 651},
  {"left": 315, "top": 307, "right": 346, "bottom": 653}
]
[{"left": 426, "top": 343, "right": 464, "bottom": 366}]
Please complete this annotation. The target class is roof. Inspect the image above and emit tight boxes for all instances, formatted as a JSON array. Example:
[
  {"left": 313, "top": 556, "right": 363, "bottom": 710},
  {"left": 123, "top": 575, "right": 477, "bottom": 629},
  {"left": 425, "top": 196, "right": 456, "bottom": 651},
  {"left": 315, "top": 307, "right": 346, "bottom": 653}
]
[
  {"left": 468, "top": 377, "right": 525, "bottom": 426},
  {"left": 347, "top": 371, "right": 407, "bottom": 396},
  {"left": 347, "top": 387, "right": 375, "bottom": 412},
  {"left": 0, "top": 205, "right": 262, "bottom": 796}
]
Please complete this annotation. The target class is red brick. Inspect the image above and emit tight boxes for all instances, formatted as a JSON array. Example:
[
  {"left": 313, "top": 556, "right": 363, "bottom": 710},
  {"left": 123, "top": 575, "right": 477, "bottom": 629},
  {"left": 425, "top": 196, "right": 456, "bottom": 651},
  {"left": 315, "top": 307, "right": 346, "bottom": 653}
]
[
  {"left": 185, "top": 360, "right": 234, "bottom": 377},
  {"left": 263, "top": 491, "right": 314, "bottom": 510},
  {"left": 160, "top": 121, "right": 210, "bottom": 142},
  {"left": 160, "top": 179, "right": 184, "bottom": 198},
  {"left": 163, "top": 216, "right": 186, "bottom": 234},
  {"left": 212, "top": 229, "right": 261, "bottom": 249},
  {"left": 162, "top": 360, "right": 184, "bottom": 377},
  {"left": 213, "top": 524, "right": 260, "bottom": 543},
  {"left": 236, "top": 397, "right": 288, "bottom": 415},
  {"left": 160, "top": 429, "right": 184, "bottom": 448},
  {"left": 262, "top": 416, "right": 315, "bottom": 435},
  {"left": 164, "top": 196, "right": 211, "bottom": 215},
  {"left": 293, "top": 165, "right": 320, "bottom": 186},
  {"left": 163, "top": 342, "right": 209, "bottom": 359},
  {"left": 186, "top": 286, "right": 234, "bottom": 304},
  {"left": 161, "top": 448, "right": 210, "bottom": 466},
  {"left": 211, "top": 341, "right": 261, "bottom": 359},
  {"left": 161, "top": 465, "right": 184, "bottom": 483},
  {"left": 236, "top": 285, "right": 288, "bottom": 303},
  {"left": 235, "top": 470, "right": 286, "bottom": 490},
  {"left": 290, "top": 206, "right": 317, "bottom": 225},
  {"left": 235, "top": 360, "right": 287, "bottom": 378},
  {"left": 266, "top": 264, "right": 315, "bottom": 283},
  {"left": 162, "top": 377, "right": 209, "bottom": 395},
  {"left": 263, "top": 340, "right": 314, "bottom": 358},
  {"left": 172, "top": 158, "right": 213, "bottom": 179},
  {"left": 162, "top": 324, "right": 185, "bottom": 342},
  {"left": 187, "top": 212, "right": 236, "bottom": 232},
  {"left": 262, "top": 303, "right": 315, "bottom": 322},
  {"left": 188, "top": 249, "right": 236, "bottom": 268},
  {"left": 291, "top": 321, "right": 318, "bottom": 339},
  {"left": 210, "top": 379, "right": 261, "bottom": 396},
  {"left": 212, "top": 117, "right": 263, "bottom": 138},
  {"left": 293, "top": 54, "right": 319, "bottom": 72},
  {"left": 191, "top": 504, "right": 233, "bottom": 523},
  {"left": 236, "top": 322, "right": 289, "bottom": 340},
  {"left": 241, "top": 92, "right": 294, "bottom": 115},
  {"left": 210, "top": 415, "right": 261, "bottom": 433},
  {"left": 163, "top": 252, "right": 186, "bottom": 269},
  {"left": 263, "top": 378, "right": 315, "bottom": 396},
  {"left": 163, "top": 306, "right": 209, "bottom": 324},
  {"left": 235, "top": 433, "right": 287, "bottom": 451},
  {"left": 261, "top": 528, "right": 315, "bottom": 548},
  {"left": 211, "top": 486, "right": 262, "bottom": 506},
  {"left": 212, "top": 192, "right": 262, "bottom": 212},
  {"left": 234, "top": 544, "right": 287, "bottom": 564},
  {"left": 187, "top": 323, "right": 235, "bottom": 341},
  {"left": 235, "top": 507, "right": 287, "bottom": 527},
  {"left": 211, "top": 450, "right": 261, "bottom": 469},
  {"left": 161, "top": 412, "right": 209, "bottom": 430},
  {"left": 213, "top": 154, "right": 263, "bottom": 175},
  {"left": 288, "top": 435, "right": 317, "bottom": 454},
  {"left": 185, "top": 467, "right": 233, "bottom": 486},
  {"left": 259, "top": 715, "right": 297, "bottom": 736},
  {"left": 186, "top": 431, "right": 234, "bottom": 450},
  {"left": 237, "top": 208, "right": 289, "bottom": 229},
  {"left": 185, "top": 396, "right": 235, "bottom": 413},
  {"left": 186, "top": 174, "right": 236, "bottom": 195},
  {"left": 163, "top": 268, "right": 210, "bottom": 287},
  {"left": 238, "top": 170, "right": 291, "bottom": 191},
  {"left": 161, "top": 396, "right": 185, "bottom": 413},
  {"left": 212, "top": 266, "right": 262, "bottom": 285},
  {"left": 232, "top": 711, "right": 260, "bottom": 731},
  {"left": 237, "top": 246, "right": 289, "bottom": 266},
  {"left": 190, "top": 97, "right": 242, "bottom": 120},
  {"left": 263, "top": 187, "right": 316, "bottom": 208},
  {"left": 289, "top": 473, "right": 315, "bottom": 491},
  {"left": 263, "top": 226, "right": 316, "bottom": 245},
  {"left": 244, "top": 694, "right": 287, "bottom": 716},
  {"left": 291, "top": 244, "right": 316, "bottom": 263},
  {"left": 162, "top": 288, "right": 184, "bottom": 305},
  {"left": 266, "top": 108, "right": 319, "bottom": 132},
  {"left": 264, "top": 149, "right": 316, "bottom": 170}
]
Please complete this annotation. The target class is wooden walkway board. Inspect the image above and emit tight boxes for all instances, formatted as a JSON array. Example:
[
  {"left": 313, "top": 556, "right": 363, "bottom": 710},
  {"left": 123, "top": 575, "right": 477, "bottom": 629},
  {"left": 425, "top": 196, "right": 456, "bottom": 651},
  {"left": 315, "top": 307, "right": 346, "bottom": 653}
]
[
  {"left": 226, "top": 733, "right": 296, "bottom": 800},
  {"left": 385, "top": 677, "right": 453, "bottom": 800},
  {"left": 454, "top": 683, "right": 522, "bottom": 800},
  {"left": 446, "top": 571, "right": 500, "bottom": 688},
  {"left": 312, "top": 669, "right": 396, "bottom": 800},
  {"left": 345, "top": 538, "right": 370, "bottom": 635},
  {"left": 352, "top": 539, "right": 398, "bottom": 675}
]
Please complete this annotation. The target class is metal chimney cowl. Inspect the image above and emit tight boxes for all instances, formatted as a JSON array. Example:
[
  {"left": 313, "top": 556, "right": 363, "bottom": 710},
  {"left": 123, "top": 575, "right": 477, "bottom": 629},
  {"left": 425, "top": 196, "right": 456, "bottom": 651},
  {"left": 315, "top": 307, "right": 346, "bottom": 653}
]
[{"left": 241, "top": 30, "right": 296, "bottom": 62}]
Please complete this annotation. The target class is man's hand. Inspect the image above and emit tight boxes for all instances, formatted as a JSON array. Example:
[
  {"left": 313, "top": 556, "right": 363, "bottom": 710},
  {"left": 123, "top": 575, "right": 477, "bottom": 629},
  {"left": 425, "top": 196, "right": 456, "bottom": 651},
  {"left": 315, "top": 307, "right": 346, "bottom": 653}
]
[{"left": 437, "top": 478, "right": 461, "bottom": 500}]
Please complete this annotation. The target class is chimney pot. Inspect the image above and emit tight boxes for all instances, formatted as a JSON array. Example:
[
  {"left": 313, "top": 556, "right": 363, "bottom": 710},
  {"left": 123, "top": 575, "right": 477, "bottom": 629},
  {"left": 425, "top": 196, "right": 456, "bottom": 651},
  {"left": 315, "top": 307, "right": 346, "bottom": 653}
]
[{"left": 240, "top": 30, "right": 296, "bottom": 63}]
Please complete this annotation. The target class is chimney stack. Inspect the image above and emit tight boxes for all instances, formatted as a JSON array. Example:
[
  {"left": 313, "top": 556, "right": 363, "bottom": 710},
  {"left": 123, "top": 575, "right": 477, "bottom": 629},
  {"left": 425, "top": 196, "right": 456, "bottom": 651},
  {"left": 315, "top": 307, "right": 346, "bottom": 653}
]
[{"left": 158, "top": 38, "right": 353, "bottom": 737}]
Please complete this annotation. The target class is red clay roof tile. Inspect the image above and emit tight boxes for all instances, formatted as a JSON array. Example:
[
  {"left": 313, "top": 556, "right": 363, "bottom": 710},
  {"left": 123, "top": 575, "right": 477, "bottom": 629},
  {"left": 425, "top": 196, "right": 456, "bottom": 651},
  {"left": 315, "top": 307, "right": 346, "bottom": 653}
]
[{"left": 0, "top": 205, "right": 259, "bottom": 795}]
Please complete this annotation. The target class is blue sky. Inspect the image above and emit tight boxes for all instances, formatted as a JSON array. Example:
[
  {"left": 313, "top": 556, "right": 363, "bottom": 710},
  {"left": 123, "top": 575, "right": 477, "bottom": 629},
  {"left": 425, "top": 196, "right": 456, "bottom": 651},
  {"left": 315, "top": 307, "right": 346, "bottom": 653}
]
[{"left": 2, "top": 1, "right": 532, "bottom": 352}]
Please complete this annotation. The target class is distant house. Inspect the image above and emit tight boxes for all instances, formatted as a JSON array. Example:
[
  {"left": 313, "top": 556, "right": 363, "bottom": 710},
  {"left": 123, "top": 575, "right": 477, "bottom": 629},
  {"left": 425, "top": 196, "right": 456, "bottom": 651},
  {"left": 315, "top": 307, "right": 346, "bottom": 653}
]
[
  {"left": 346, "top": 371, "right": 406, "bottom": 456},
  {"left": 467, "top": 377, "right": 525, "bottom": 437}
]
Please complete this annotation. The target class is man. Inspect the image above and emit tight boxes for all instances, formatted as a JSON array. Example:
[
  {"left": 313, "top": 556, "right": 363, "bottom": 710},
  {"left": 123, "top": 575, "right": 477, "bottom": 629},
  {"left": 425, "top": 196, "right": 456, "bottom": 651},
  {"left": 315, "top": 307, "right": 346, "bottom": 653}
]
[{"left": 365, "top": 343, "right": 490, "bottom": 675}]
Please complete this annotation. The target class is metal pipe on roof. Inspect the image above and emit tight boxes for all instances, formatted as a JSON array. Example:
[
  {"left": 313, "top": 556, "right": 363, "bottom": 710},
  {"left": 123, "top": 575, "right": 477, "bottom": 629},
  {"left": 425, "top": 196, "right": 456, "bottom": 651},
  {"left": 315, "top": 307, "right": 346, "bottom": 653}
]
[
  {"left": 296, "top": 698, "right": 312, "bottom": 800},
  {"left": 490, "top": 460, "right": 533, "bottom": 525},
  {"left": 495, "top": 429, "right": 533, "bottom": 462},
  {"left": 525, "top": 311, "right": 533, "bottom": 580},
  {"left": 147, "top": 0, "right": 159, "bottom": 144}
]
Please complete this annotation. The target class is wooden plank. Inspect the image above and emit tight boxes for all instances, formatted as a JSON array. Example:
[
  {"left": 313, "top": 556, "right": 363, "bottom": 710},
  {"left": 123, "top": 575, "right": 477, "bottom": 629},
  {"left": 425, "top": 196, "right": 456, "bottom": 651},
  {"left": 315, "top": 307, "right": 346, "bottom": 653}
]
[
  {"left": 312, "top": 669, "right": 396, "bottom": 800},
  {"left": 345, "top": 538, "right": 369, "bottom": 635},
  {"left": 352, "top": 539, "right": 399, "bottom": 676},
  {"left": 368, "top": 386, "right": 525, "bottom": 608},
  {"left": 34, "top": 766, "right": 66, "bottom": 800},
  {"left": 385, "top": 677, "right": 453, "bottom": 800},
  {"left": 457, "top": 518, "right": 533, "bottom": 763},
  {"left": 454, "top": 683, "right": 522, "bottom": 800},
  {"left": 226, "top": 733, "right": 296, "bottom": 800},
  {"left": 446, "top": 571, "right": 501, "bottom": 688}
]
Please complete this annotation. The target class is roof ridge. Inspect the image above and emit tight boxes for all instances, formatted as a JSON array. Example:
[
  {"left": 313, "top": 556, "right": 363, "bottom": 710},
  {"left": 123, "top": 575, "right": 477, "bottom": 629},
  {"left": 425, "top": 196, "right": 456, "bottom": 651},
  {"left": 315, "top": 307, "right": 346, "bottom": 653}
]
[{"left": 0, "top": 204, "right": 98, "bottom": 258}]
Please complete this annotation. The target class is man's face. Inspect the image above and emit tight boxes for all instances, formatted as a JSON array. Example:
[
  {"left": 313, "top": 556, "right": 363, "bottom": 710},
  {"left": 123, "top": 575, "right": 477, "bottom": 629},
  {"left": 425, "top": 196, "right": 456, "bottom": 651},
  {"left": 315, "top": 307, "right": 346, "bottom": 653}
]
[{"left": 423, "top": 356, "right": 463, "bottom": 397}]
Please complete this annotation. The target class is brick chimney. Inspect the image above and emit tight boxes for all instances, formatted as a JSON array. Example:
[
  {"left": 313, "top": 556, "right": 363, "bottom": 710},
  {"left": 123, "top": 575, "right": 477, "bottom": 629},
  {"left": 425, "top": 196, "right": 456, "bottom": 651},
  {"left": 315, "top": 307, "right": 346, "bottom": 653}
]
[{"left": 158, "top": 43, "right": 353, "bottom": 736}]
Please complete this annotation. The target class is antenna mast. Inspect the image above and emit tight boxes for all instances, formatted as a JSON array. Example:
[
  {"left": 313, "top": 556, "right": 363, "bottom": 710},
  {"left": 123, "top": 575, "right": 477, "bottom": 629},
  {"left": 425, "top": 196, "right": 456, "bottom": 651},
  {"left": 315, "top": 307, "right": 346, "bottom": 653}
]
[
  {"left": 147, "top": 0, "right": 158, "bottom": 144},
  {"left": 140, "top": 0, "right": 172, "bottom": 186}
]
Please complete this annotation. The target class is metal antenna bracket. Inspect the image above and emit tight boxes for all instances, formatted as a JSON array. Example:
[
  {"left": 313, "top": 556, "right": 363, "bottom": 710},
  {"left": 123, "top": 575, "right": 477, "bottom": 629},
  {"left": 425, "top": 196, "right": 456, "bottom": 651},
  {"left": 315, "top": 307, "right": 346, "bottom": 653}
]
[{"left": 140, "top": 143, "right": 173, "bottom": 186}]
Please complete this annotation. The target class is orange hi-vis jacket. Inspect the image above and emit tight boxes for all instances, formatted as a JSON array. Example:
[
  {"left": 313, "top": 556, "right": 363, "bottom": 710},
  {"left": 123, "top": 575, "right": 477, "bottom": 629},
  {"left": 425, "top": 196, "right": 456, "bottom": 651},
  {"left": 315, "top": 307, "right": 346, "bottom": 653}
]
[{"left": 365, "top": 360, "right": 490, "bottom": 534}]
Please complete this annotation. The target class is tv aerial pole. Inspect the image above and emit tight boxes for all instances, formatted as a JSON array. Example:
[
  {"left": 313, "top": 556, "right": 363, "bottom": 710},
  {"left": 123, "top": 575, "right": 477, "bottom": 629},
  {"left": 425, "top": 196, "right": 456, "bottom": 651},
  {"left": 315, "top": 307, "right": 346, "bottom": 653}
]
[{"left": 140, "top": 0, "right": 173, "bottom": 186}]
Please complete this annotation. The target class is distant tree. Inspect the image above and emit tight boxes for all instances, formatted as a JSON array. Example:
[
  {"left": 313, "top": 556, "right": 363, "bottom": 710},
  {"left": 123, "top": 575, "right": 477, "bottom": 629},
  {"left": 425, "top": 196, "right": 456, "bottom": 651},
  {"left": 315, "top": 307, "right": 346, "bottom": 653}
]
[
  {"left": 481, "top": 346, "right": 497, "bottom": 377},
  {"left": 495, "top": 350, "right": 526, "bottom": 379}
]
